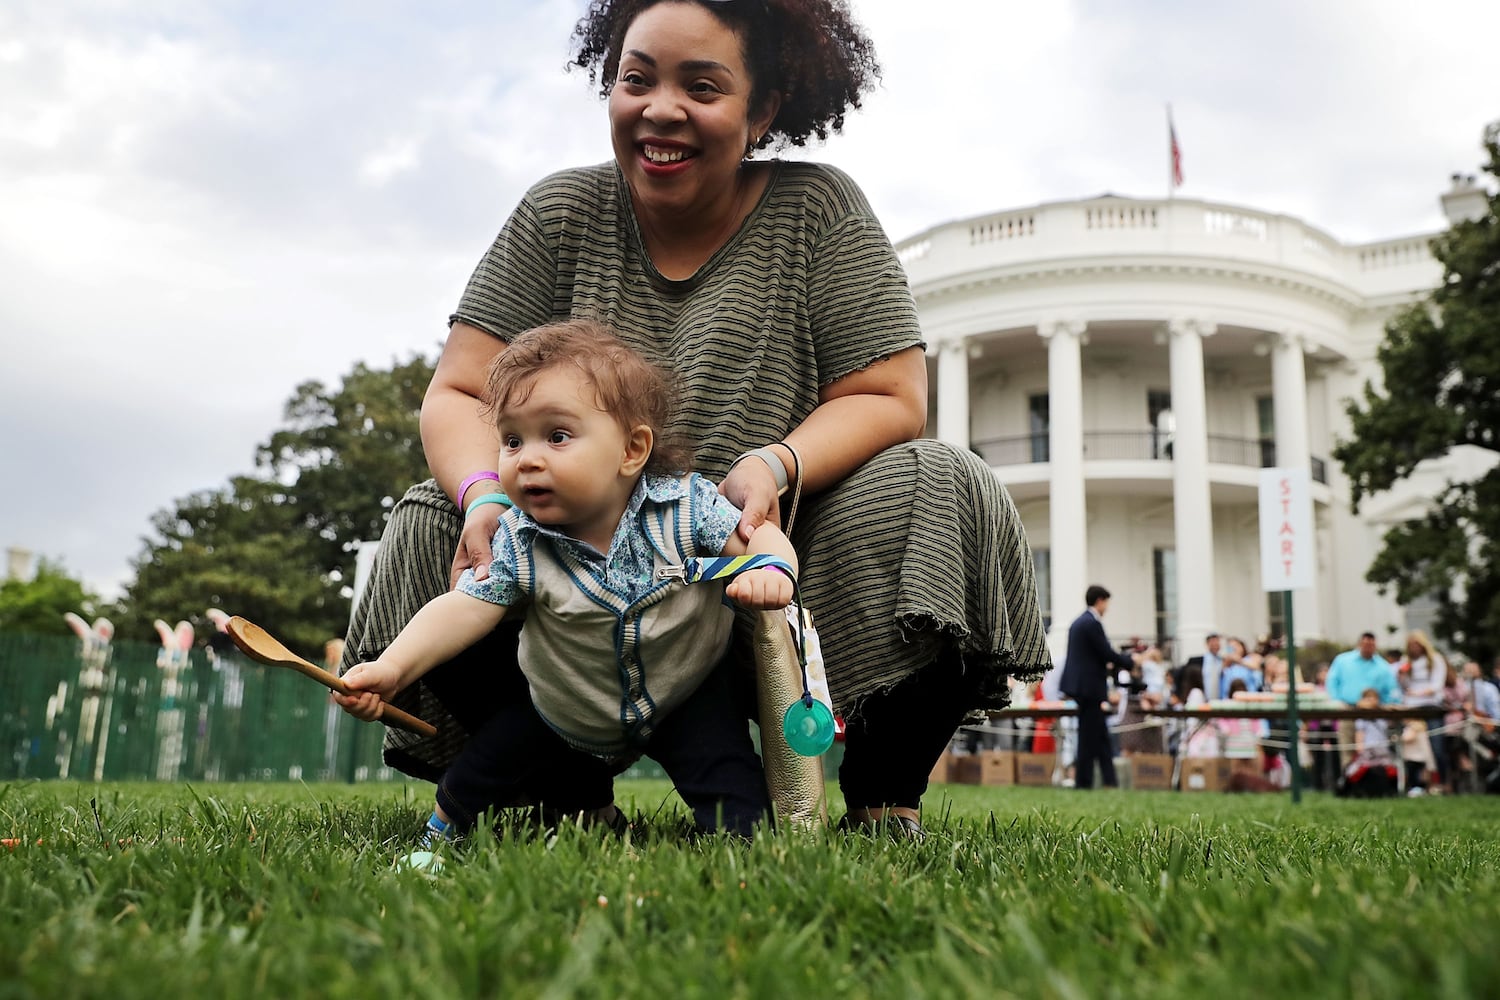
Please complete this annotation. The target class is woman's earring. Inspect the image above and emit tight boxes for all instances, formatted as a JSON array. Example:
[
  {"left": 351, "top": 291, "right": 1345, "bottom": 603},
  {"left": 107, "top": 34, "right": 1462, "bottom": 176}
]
[{"left": 746, "top": 133, "right": 760, "bottom": 156}]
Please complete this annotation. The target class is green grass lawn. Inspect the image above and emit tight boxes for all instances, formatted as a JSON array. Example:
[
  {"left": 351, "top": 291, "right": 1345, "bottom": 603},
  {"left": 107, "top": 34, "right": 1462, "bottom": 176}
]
[{"left": 4, "top": 779, "right": 1498, "bottom": 999}]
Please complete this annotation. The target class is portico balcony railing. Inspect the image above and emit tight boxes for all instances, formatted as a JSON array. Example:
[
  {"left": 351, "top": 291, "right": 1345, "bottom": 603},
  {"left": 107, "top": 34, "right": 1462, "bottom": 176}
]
[
  {"left": 972, "top": 432, "right": 1329, "bottom": 484},
  {"left": 895, "top": 195, "right": 1440, "bottom": 301}
]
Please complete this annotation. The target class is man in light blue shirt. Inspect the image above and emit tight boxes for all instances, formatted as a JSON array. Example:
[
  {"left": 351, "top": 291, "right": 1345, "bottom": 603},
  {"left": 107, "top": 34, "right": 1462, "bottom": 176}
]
[
  {"left": 1468, "top": 660, "right": 1500, "bottom": 722},
  {"left": 1326, "top": 632, "right": 1401, "bottom": 766},
  {"left": 1201, "top": 633, "right": 1225, "bottom": 704},
  {"left": 1326, "top": 633, "right": 1402, "bottom": 705}
]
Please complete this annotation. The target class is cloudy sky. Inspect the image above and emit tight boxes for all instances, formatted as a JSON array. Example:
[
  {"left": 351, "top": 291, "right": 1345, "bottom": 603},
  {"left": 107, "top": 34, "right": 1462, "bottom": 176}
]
[{"left": 2, "top": 0, "right": 1496, "bottom": 600}]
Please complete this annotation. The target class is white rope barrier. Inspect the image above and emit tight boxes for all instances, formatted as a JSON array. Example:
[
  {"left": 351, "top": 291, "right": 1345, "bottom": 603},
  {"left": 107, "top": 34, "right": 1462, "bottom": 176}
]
[
  {"left": 1194, "top": 715, "right": 1479, "bottom": 753},
  {"left": 961, "top": 718, "right": 1165, "bottom": 738},
  {"left": 960, "top": 713, "right": 1494, "bottom": 754}
]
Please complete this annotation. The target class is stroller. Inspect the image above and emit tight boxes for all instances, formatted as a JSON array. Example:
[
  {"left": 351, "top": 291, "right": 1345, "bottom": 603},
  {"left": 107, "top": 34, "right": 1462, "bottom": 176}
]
[{"left": 1336, "top": 759, "right": 1399, "bottom": 798}]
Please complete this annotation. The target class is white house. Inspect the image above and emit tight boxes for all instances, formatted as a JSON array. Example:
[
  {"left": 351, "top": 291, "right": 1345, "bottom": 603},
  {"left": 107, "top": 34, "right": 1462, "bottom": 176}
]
[{"left": 902, "top": 176, "right": 1492, "bottom": 665}]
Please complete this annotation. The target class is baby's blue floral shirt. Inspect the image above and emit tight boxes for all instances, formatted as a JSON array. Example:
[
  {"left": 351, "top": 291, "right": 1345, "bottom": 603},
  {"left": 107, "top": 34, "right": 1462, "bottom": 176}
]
[{"left": 457, "top": 472, "right": 741, "bottom": 607}]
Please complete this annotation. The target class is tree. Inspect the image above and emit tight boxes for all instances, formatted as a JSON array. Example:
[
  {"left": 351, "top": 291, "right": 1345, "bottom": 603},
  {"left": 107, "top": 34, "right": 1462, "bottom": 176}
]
[
  {"left": 111, "top": 352, "right": 437, "bottom": 657},
  {"left": 257, "top": 353, "right": 436, "bottom": 589},
  {"left": 109, "top": 477, "right": 339, "bottom": 655},
  {"left": 0, "top": 558, "right": 99, "bottom": 636},
  {"left": 1335, "top": 122, "right": 1500, "bottom": 664}
]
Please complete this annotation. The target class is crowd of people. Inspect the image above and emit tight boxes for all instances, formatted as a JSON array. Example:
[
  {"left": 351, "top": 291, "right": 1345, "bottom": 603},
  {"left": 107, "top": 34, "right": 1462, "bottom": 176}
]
[{"left": 981, "top": 620, "right": 1500, "bottom": 796}]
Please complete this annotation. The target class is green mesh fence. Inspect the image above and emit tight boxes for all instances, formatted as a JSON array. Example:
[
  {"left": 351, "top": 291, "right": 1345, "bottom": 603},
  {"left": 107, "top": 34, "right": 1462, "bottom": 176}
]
[
  {"left": 0, "top": 633, "right": 398, "bottom": 783},
  {"left": 1, "top": 632, "right": 844, "bottom": 784}
]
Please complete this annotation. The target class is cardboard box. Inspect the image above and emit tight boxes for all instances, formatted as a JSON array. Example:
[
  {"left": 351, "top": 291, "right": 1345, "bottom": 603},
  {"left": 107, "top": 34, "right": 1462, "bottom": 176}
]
[
  {"left": 1179, "top": 757, "right": 1232, "bottom": 792},
  {"left": 982, "top": 750, "right": 1017, "bottom": 786},
  {"left": 928, "top": 750, "right": 954, "bottom": 784},
  {"left": 950, "top": 754, "right": 979, "bottom": 784},
  {"left": 1014, "top": 752, "right": 1058, "bottom": 787},
  {"left": 953, "top": 750, "right": 1016, "bottom": 786},
  {"left": 1130, "top": 753, "right": 1175, "bottom": 791}
]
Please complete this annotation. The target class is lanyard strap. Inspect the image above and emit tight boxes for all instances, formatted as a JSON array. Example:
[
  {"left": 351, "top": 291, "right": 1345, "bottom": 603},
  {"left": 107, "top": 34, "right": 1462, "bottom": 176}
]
[
  {"left": 675, "top": 554, "right": 794, "bottom": 584},
  {"left": 659, "top": 555, "right": 811, "bottom": 705}
]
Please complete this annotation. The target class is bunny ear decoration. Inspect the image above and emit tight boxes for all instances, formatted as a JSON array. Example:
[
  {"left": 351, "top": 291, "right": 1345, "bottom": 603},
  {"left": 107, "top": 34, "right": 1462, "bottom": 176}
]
[
  {"left": 205, "top": 608, "right": 231, "bottom": 631},
  {"left": 154, "top": 619, "right": 176, "bottom": 648},
  {"left": 175, "top": 621, "right": 195, "bottom": 651},
  {"left": 64, "top": 612, "right": 91, "bottom": 640},
  {"left": 93, "top": 618, "right": 115, "bottom": 641}
]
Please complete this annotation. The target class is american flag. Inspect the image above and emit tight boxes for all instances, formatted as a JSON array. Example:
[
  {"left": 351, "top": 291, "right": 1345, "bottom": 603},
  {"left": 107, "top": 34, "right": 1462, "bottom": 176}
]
[{"left": 1169, "top": 110, "right": 1184, "bottom": 188}]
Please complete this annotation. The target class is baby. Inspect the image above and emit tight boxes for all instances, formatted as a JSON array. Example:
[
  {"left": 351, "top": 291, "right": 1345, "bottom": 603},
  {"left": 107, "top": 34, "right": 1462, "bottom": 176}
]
[{"left": 338, "top": 320, "right": 797, "bottom": 857}]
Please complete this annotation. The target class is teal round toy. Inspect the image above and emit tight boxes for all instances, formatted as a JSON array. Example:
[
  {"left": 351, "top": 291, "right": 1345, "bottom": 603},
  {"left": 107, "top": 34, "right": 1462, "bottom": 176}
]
[
  {"left": 399, "top": 850, "right": 444, "bottom": 875},
  {"left": 782, "top": 698, "right": 836, "bottom": 756}
]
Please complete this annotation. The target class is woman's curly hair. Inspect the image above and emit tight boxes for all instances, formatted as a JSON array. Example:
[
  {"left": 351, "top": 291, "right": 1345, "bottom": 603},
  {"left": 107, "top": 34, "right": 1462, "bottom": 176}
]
[{"left": 570, "top": 0, "right": 881, "bottom": 149}]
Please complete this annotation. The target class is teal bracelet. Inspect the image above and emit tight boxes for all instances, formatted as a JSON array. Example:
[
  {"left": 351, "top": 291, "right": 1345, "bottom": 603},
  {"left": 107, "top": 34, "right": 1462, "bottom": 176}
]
[{"left": 465, "top": 492, "right": 513, "bottom": 517}]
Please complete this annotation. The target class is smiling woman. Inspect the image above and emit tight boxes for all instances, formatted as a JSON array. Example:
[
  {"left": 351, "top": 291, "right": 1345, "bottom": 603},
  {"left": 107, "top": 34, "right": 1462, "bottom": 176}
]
[{"left": 340, "top": 0, "right": 1050, "bottom": 842}]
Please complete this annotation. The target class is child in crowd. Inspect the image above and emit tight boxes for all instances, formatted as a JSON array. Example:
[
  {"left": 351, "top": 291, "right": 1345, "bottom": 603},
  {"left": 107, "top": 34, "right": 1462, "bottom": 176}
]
[
  {"left": 1179, "top": 663, "right": 1221, "bottom": 758},
  {"left": 1400, "top": 718, "right": 1436, "bottom": 795},
  {"left": 1217, "top": 679, "right": 1264, "bottom": 760},
  {"left": 1352, "top": 688, "right": 1393, "bottom": 763},
  {"left": 337, "top": 320, "right": 798, "bottom": 856},
  {"left": 1340, "top": 687, "right": 1398, "bottom": 797},
  {"left": 1138, "top": 646, "right": 1167, "bottom": 698}
]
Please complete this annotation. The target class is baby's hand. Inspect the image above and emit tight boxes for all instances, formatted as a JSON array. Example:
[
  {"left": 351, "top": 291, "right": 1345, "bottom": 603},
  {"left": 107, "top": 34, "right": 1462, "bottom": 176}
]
[
  {"left": 333, "top": 660, "right": 404, "bottom": 721},
  {"left": 725, "top": 568, "right": 793, "bottom": 610}
]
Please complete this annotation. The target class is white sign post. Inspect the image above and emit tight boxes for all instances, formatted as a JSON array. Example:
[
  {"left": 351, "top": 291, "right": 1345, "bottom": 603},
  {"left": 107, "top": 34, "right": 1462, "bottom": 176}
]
[
  {"left": 1258, "top": 468, "right": 1315, "bottom": 591},
  {"left": 1258, "top": 467, "right": 1314, "bottom": 803}
]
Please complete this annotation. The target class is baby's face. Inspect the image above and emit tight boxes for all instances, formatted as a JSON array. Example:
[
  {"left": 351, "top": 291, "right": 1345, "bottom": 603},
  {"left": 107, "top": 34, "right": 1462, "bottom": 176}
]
[{"left": 496, "top": 366, "right": 636, "bottom": 543}]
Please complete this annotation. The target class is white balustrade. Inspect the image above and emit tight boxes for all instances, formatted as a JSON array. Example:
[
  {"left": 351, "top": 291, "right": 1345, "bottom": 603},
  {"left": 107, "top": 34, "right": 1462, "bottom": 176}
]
[
  {"left": 1084, "top": 205, "right": 1158, "bottom": 229},
  {"left": 968, "top": 213, "right": 1036, "bottom": 244},
  {"left": 893, "top": 197, "right": 1440, "bottom": 300}
]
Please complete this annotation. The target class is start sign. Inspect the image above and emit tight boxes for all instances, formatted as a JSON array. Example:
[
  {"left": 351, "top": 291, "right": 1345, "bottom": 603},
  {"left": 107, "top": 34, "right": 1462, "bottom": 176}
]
[{"left": 1258, "top": 467, "right": 1315, "bottom": 592}]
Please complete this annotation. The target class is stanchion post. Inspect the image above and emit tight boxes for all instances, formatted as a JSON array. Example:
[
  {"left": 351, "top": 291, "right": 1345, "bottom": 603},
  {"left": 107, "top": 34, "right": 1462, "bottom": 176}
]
[{"left": 1283, "top": 590, "right": 1302, "bottom": 804}]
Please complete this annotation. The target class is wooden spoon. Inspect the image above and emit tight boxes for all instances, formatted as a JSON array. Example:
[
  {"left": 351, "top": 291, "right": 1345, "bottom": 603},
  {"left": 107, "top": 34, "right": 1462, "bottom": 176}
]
[{"left": 225, "top": 616, "right": 437, "bottom": 737}]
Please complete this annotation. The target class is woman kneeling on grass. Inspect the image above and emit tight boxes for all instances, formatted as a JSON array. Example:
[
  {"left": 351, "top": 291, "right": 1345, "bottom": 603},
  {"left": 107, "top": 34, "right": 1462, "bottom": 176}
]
[
  {"left": 337, "top": 321, "right": 797, "bottom": 860},
  {"left": 343, "top": 0, "right": 1050, "bottom": 840}
]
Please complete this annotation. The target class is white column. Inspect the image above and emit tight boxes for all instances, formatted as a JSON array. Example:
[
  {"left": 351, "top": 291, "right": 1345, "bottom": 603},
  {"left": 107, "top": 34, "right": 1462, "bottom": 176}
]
[
  {"left": 1168, "top": 318, "right": 1217, "bottom": 687},
  {"left": 1271, "top": 332, "right": 1311, "bottom": 479},
  {"left": 935, "top": 337, "right": 970, "bottom": 448},
  {"left": 1272, "top": 331, "right": 1323, "bottom": 642},
  {"left": 1040, "top": 319, "right": 1087, "bottom": 656}
]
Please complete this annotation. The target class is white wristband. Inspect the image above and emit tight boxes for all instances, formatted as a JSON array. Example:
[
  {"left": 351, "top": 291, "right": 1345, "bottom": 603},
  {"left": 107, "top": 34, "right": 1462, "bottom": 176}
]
[{"left": 731, "top": 447, "right": 789, "bottom": 495}]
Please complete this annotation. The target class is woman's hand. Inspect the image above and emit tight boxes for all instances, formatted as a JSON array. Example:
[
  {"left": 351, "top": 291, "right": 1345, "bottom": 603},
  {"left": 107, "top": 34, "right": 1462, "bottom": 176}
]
[
  {"left": 333, "top": 660, "right": 404, "bottom": 721},
  {"left": 726, "top": 568, "right": 794, "bottom": 610},
  {"left": 719, "top": 456, "right": 783, "bottom": 544},
  {"left": 450, "top": 504, "right": 505, "bottom": 588}
]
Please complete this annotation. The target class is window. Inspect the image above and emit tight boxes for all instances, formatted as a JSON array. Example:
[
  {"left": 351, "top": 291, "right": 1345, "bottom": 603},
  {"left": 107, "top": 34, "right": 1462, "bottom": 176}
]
[
  {"left": 1266, "top": 592, "right": 1286, "bottom": 643},
  {"left": 1032, "top": 547, "right": 1052, "bottom": 632},
  {"left": 1257, "top": 395, "right": 1276, "bottom": 467},
  {"left": 1028, "top": 394, "right": 1050, "bottom": 463},
  {"left": 1148, "top": 389, "right": 1173, "bottom": 459},
  {"left": 1153, "top": 548, "right": 1177, "bottom": 652}
]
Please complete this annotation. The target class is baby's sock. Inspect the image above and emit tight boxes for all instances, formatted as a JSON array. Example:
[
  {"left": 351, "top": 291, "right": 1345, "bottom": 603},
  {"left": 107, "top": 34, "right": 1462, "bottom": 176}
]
[{"left": 417, "top": 811, "right": 453, "bottom": 849}]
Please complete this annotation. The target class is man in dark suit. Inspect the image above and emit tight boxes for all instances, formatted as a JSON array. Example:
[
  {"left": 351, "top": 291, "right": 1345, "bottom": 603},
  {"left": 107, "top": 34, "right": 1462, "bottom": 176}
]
[{"left": 1059, "top": 585, "right": 1138, "bottom": 789}]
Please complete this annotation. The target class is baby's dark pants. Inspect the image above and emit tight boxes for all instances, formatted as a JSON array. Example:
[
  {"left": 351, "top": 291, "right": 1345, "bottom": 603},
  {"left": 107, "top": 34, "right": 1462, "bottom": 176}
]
[{"left": 425, "top": 621, "right": 768, "bottom": 837}]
